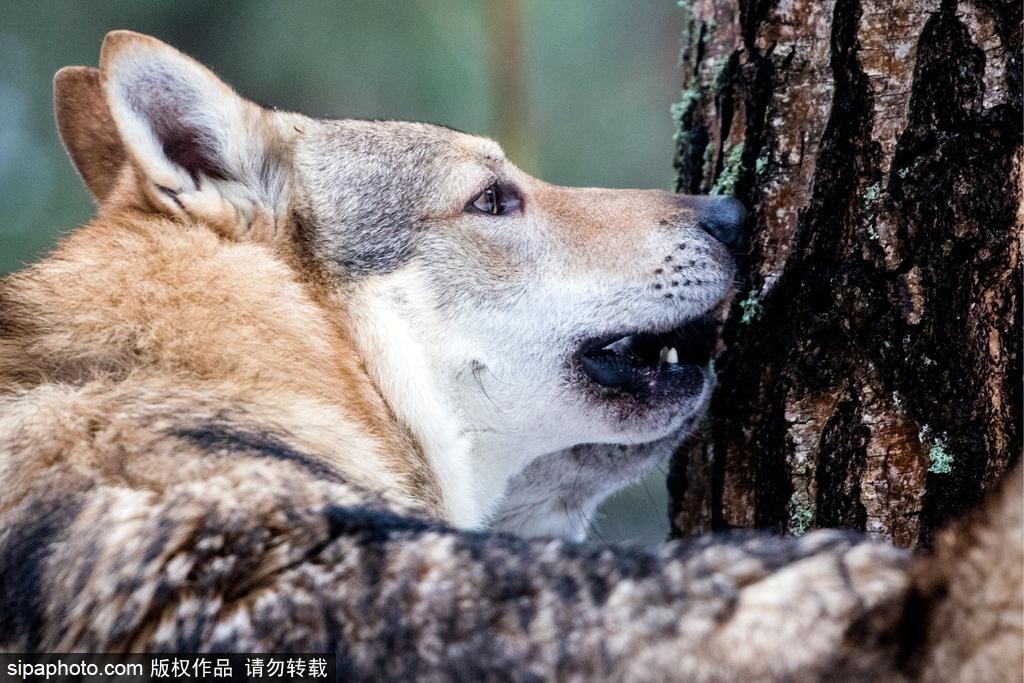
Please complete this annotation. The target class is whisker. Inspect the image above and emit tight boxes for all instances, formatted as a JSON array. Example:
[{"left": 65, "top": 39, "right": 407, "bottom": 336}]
[
  {"left": 563, "top": 498, "right": 582, "bottom": 537},
  {"left": 483, "top": 364, "right": 512, "bottom": 386},
  {"left": 585, "top": 508, "right": 607, "bottom": 543},
  {"left": 472, "top": 362, "right": 505, "bottom": 413}
]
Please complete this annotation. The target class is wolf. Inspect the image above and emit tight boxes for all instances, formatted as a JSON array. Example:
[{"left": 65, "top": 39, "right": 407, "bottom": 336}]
[
  {"left": 50, "top": 44, "right": 734, "bottom": 542},
  {"left": 0, "top": 32, "right": 1019, "bottom": 681}
]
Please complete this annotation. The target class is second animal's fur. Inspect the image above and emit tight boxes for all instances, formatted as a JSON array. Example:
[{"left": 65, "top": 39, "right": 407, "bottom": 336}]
[{"left": 0, "top": 32, "right": 1020, "bottom": 681}]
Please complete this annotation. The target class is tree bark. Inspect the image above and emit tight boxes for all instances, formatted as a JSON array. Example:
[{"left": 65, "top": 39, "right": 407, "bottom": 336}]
[{"left": 668, "top": 0, "right": 1022, "bottom": 548}]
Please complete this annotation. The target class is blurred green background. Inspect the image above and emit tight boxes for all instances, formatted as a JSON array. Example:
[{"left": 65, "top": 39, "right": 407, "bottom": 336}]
[{"left": 0, "top": 0, "right": 682, "bottom": 542}]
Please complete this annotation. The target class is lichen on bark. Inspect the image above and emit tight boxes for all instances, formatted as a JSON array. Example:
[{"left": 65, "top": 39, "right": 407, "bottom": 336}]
[{"left": 668, "top": 0, "right": 1022, "bottom": 548}]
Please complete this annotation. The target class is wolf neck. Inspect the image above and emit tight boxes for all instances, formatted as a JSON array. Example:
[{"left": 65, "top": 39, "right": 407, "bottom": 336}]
[
  {"left": 3, "top": 213, "right": 454, "bottom": 515},
  {"left": 346, "top": 277, "right": 494, "bottom": 529}
]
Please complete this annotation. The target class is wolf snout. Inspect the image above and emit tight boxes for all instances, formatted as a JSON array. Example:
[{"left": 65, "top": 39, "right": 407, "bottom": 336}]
[{"left": 694, "top": 196, "right": 746, "bottom": 249}]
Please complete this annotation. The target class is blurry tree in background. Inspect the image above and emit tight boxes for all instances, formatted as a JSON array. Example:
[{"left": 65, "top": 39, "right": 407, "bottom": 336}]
[{"left": 669, "top": 0, "right": 1021, "bottom": 547}]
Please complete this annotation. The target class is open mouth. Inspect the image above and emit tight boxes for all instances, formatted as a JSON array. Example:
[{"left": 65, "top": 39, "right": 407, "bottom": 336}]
[{"left": 578, "top": 315, "right": 718, "bottom": 393}]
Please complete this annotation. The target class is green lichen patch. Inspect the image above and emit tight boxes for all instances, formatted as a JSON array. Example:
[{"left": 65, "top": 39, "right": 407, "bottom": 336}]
[
  {"left": 755, "top": 154, "right": 769, "bottom": 175},
  {"left": 927, "top": 438, "right": 954, "bottom": 474},
  {"left": 789, "top": 498, "right": 814, "bottom": 536},
  {"left": 711, "top": 142, "right": 745, "bottom": 196},
  {"left": 671, "top": 86, "right": 701, "bottom": 142},
  {"left": 862, "top": 182, "right": 882, "bottom": 208},
  {"left": 738, "top": 289, "right": 763, "bottom": 324},
  {"left": 919, "top": 425, "right": 954, "bottom": 475}
]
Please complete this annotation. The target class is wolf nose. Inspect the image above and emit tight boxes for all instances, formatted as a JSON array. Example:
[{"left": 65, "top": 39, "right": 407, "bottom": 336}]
[{"left": 698, "top": 196, "right": 746, "bottom": 248}]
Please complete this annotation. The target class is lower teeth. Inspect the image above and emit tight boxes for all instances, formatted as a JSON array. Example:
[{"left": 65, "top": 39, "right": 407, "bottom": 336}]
[{"left": 658, "top": 346, "right": 680, "bottom": 365}]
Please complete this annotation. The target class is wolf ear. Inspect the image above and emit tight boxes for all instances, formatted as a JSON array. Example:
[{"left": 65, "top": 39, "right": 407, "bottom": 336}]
[
  {"left": 54, "top": 66, "right": 127, "bottom": 203},
  {"left": 98, "top": 31, "right": 290, "bottom": 237}
]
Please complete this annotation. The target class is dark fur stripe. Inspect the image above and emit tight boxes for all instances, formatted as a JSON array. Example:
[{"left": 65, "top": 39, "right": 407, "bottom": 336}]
[
  {"left": 321, "top": 504, "right": 441, "bottom": 540},
  {"left": 170, "top": 424, "right": 344, "bottom": 483},
  {"left": 0, "top": 497, "right": 81, "bottom": 648}
]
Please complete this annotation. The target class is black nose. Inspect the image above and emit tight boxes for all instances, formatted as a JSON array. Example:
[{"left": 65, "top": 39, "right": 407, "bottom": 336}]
[{"left": 697, "top": 196, "right": 746, "bottom": 248}]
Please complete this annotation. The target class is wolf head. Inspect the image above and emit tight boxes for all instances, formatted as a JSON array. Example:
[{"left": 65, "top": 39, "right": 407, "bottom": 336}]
[{"left": 54, "top": 31, "right": 742, "bottom": 528}]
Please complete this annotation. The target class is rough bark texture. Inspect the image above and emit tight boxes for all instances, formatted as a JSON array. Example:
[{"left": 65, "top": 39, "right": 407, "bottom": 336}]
[{"left": 668, "top": 0, "right": 1022, "bottom": 548}]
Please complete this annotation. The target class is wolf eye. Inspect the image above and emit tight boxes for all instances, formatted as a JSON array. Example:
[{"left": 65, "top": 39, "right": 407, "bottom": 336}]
[
  {"left": 471, "top": 184, "right": 503, "bottom": 215},
  {"left": 468, "top": 183, "right": 520, "bottom": 216}
]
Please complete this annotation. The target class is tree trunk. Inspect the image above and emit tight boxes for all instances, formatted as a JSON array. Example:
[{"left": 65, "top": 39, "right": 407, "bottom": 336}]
[{"left": 668, "top": 0, "right": 1022, "bottom": 548}]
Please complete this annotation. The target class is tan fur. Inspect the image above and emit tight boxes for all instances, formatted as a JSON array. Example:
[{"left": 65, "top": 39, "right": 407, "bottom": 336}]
[
  {"left": 54, "top": 66, "right": 127, "bottom": 202},
  {"left": 2, "top": 201, "right": 447, "bottom": 507}
]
